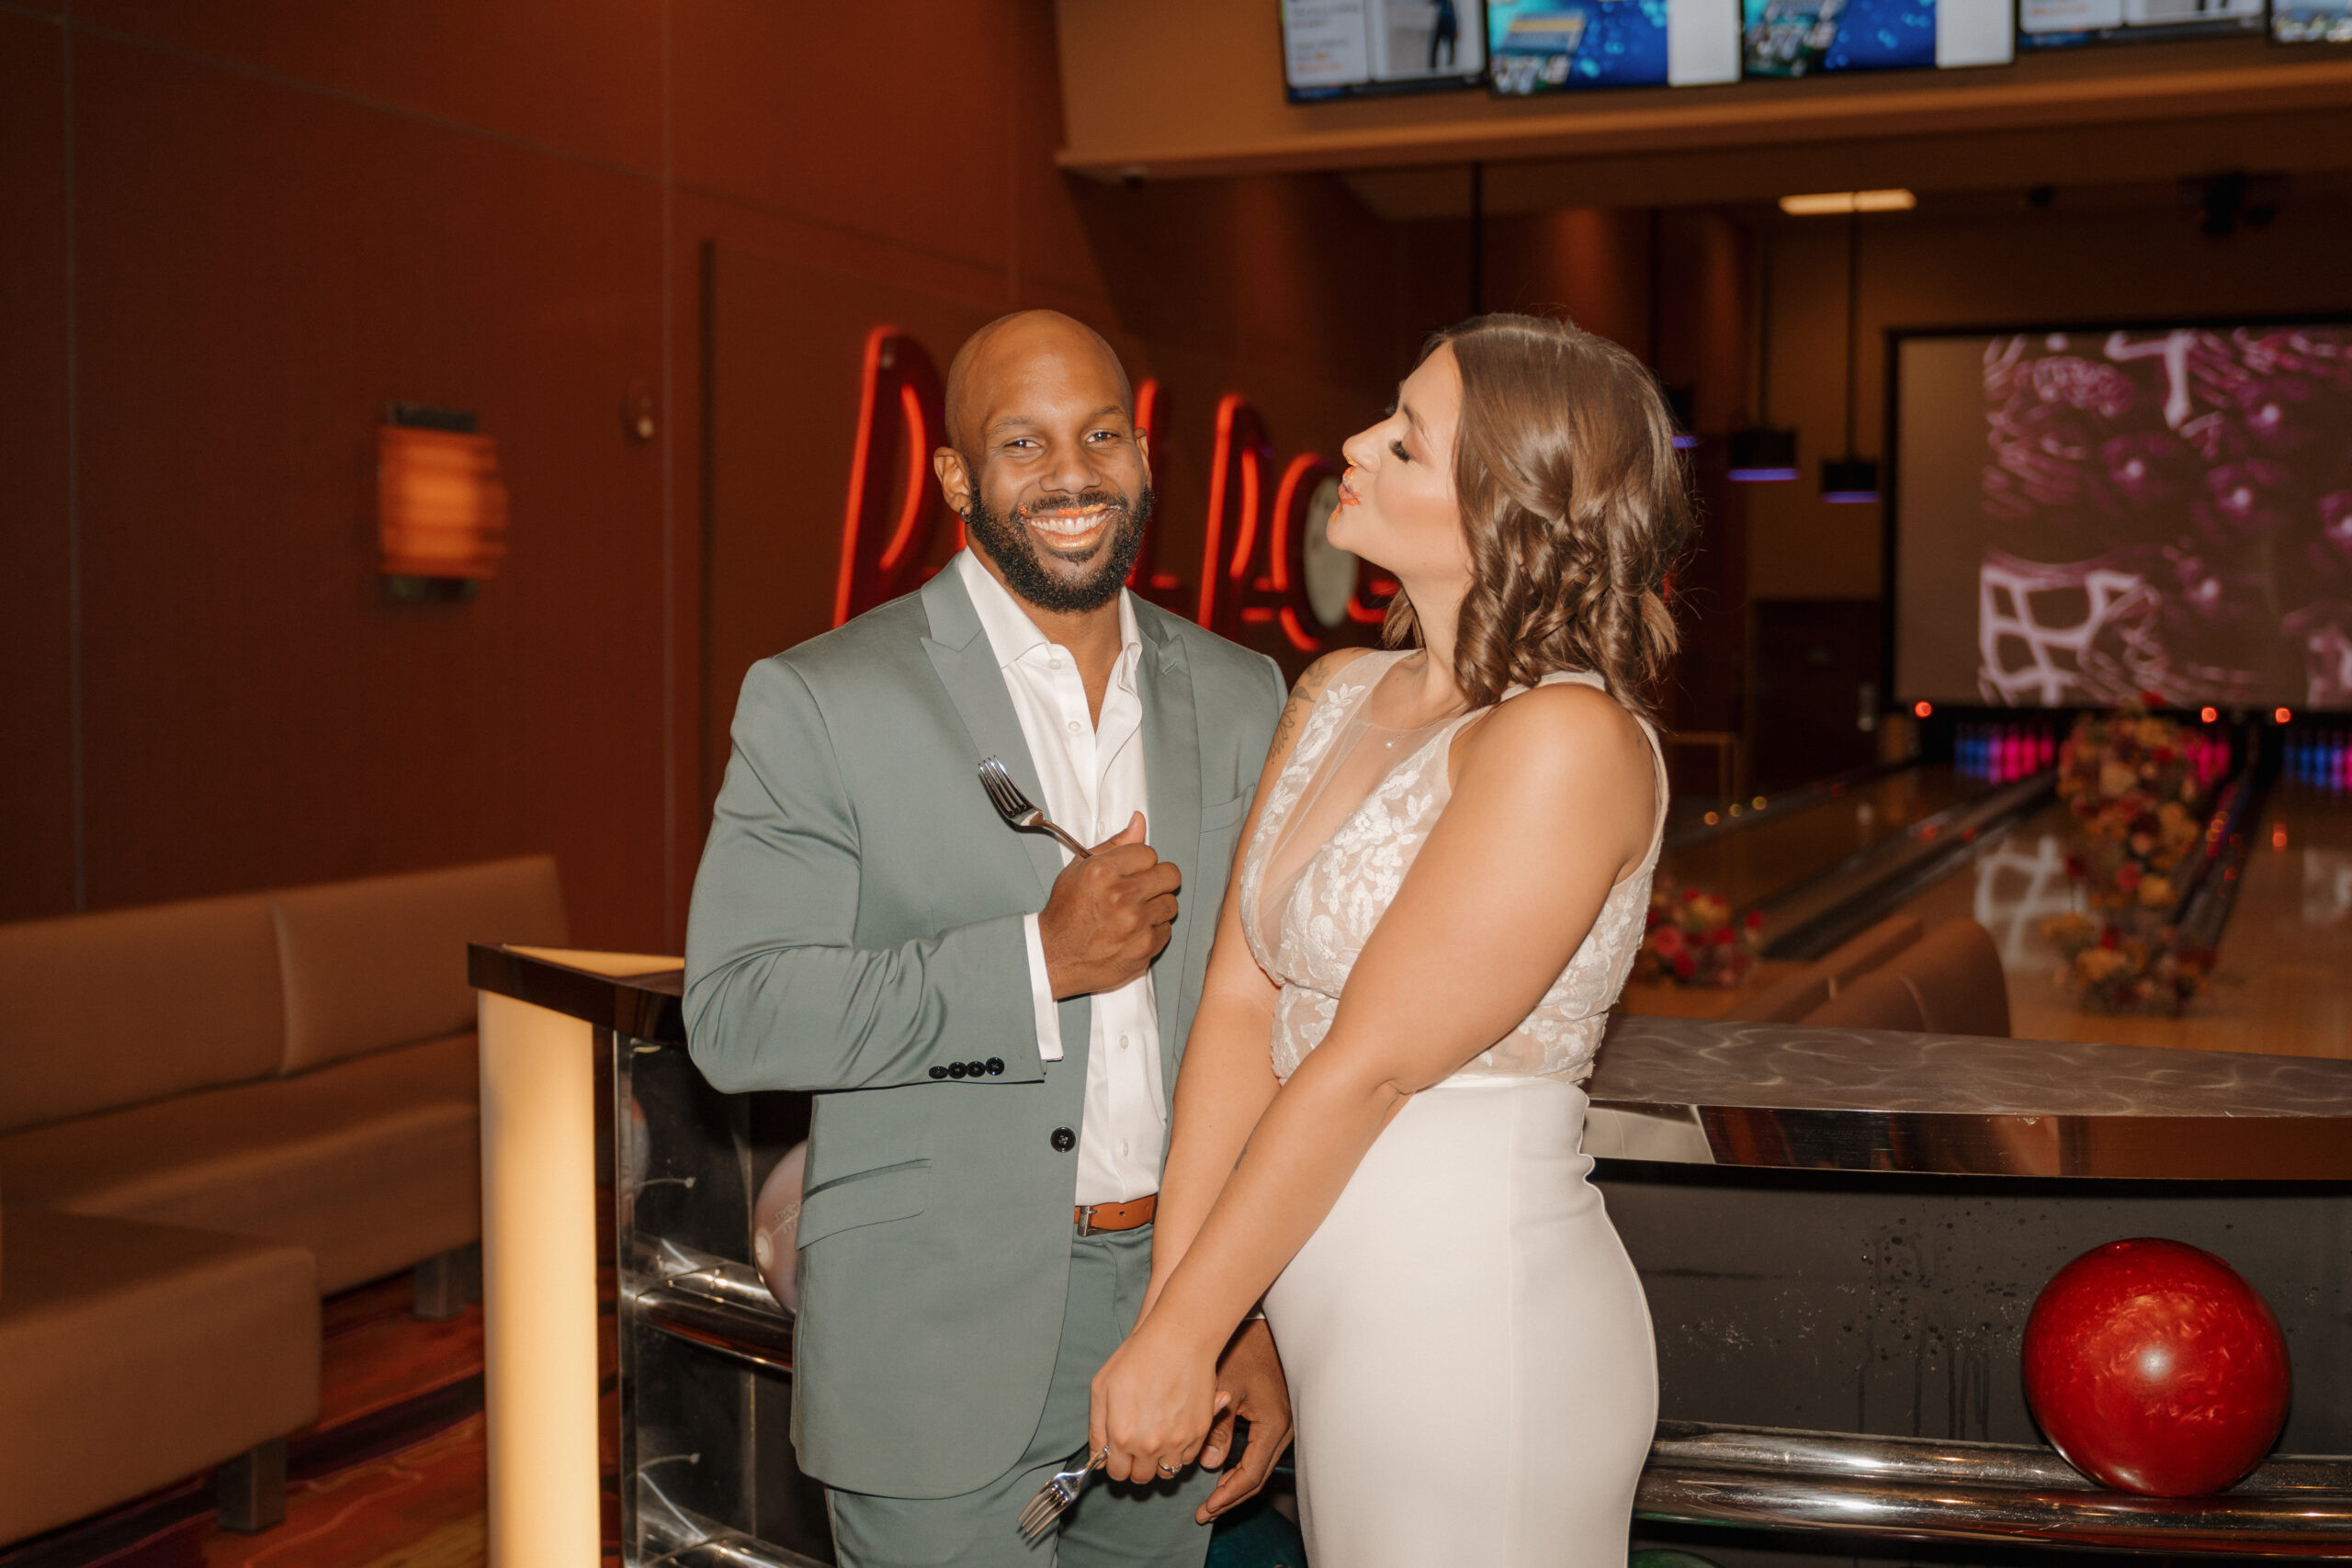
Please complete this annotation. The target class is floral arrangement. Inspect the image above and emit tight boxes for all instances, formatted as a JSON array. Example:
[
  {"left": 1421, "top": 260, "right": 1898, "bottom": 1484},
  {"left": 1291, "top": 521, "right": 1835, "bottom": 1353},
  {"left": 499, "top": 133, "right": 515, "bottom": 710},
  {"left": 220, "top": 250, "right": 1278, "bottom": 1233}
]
[
  {"left": 2041, "top": 705, "right": 2214, "bottom": 1014},
  {"left": 2041, "top": 912, "right": 2213, "bottom": 1015},
  {"left": 1641, "top": 878, "right": 1764, "bottom": 988}
]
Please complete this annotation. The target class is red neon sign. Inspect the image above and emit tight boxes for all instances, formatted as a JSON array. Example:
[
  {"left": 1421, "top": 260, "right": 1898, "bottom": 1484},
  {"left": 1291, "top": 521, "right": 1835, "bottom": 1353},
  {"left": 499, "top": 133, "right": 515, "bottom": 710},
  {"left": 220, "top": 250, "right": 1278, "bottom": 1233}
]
[
  {"left": 1198, "top": 394, "right": 1270, "bottom": 638},
  {"left": 1268, "top": 454, "right": 1336, "bottom": 654},
  {"left": 834, "top": 326, "right": 957, "bottom": 626},
  {"left": 1124, "top": 378, "right": 1189, "bottom": 612},
  {"left": 1203, "top": 402, "right": 1393, "bottom": 651}
]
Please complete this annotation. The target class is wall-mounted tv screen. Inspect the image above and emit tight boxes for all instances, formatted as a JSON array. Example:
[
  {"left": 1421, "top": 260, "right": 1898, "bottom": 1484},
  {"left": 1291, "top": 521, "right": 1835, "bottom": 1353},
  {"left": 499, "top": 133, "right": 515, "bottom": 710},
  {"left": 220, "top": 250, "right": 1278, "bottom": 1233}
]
[
  {"left": 2020, "top": 0, "right": 2261, "bottom": 50},
  {"left": 1892, "top": 321, "right": 2352, "bottom": 711},
  {"left": 1741, "top": 0, "right": 2011, "bottom": 73},
  {"left": 1486, "top": 0, "right": 1741, "bottom": 92},
  {"left": 2274, "top": 0, "right": 2352, "bottom": 39},
  {"left": 1281, "top": 0, "right": 1487, "bottom": 99}
]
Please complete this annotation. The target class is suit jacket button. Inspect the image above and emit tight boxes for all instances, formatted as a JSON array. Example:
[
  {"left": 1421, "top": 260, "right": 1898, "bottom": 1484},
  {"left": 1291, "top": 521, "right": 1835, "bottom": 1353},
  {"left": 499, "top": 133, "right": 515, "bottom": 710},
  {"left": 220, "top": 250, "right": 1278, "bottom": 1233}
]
[
  {"left": 1051, "top": 1127, "right": 1076, "bottom": 1152},
  {"left": 967, "top": 1060, "right": 986, "bottom": 1078},
  {"left": 929, "top": 1066, "right": 948, "bottom": 1080},
  {"left": 985, "top": 1058, "right": 1005, "bottom": 1076},
  {"left": 948, "top": 1062, "right": 968, "bottom": 1078}
]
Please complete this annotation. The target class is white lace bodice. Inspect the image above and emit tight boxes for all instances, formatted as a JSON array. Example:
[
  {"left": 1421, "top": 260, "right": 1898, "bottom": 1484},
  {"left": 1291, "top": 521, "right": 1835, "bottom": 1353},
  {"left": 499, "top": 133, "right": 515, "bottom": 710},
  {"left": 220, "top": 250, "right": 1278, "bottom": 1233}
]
[{"left": 1237, "top": 651, "right": 1667, "bottom": 1085}]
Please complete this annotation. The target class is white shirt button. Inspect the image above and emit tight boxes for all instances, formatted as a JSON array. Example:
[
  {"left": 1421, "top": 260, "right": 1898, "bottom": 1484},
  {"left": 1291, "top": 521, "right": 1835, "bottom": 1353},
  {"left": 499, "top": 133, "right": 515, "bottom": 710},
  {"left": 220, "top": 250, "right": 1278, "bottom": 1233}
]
[
  {"left": 1119, "top": 1140, "right": 1131, "bottom": 1158},
  {"left": 1118, "top": 1034, "right": 1130, "bottom": 1051},
  {"left": 1049, "top": 658, "right": 1062, "bottom": 671},
  {"left": 1068, "top": 719, "right": 1082, "bottom": 734}
]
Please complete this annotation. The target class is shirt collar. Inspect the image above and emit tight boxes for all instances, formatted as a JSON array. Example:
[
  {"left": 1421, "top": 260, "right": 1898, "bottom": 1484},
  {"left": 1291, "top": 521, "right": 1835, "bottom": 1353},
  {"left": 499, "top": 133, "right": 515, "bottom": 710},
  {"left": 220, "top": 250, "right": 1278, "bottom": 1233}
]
[{"left": 954, "top": 548, "right": 1141, "bottom": 675}]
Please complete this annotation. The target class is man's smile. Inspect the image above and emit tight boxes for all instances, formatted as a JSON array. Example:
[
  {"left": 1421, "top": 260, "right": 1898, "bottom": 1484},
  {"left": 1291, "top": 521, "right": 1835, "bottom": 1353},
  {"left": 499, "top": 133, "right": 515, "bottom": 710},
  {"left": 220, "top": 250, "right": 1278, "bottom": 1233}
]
[{"left": 1022, "top": 502, "right": 1118, "bottom": 552}]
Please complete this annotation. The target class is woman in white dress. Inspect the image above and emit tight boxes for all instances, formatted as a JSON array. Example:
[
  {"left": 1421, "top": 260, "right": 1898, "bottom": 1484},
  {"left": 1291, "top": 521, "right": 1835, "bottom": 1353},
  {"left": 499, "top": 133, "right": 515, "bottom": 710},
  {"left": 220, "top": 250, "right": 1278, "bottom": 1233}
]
[{"left": 1088, "top": 313, "right": 1688, "bottom": 1566}]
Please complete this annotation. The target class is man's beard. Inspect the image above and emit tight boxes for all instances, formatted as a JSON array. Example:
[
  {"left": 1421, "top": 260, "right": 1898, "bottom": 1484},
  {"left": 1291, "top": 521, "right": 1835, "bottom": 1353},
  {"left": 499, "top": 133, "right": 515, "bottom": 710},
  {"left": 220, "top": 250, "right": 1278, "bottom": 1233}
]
[{"left": 964, "top": 480, "right": 1153, "bottom": 615}]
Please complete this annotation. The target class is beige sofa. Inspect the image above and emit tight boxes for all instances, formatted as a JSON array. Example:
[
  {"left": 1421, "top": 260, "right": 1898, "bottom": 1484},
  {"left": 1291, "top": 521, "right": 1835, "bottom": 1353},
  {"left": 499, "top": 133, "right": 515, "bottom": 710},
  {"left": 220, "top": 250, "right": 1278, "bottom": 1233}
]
[
  {"left": 0, "top": 1184, "right": 320, "bottom": 1544},
  {"left": 0, "top": 855, "right": 566, "bottom": 1544}
]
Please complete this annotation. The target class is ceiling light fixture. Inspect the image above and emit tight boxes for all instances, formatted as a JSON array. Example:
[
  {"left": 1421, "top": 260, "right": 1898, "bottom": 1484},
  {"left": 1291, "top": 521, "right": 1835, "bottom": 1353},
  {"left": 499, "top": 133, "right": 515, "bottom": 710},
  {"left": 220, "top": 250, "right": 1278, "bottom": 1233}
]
[{"left": 1779, "top": 189, "right": 1917, "bottom": 217}]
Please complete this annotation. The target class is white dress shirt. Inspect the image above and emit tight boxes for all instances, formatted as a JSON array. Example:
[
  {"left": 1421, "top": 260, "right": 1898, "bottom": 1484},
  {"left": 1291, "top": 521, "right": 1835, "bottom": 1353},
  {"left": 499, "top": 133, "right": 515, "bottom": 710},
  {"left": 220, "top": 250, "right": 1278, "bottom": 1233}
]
[{"left": 955, "top": 550, "right": 1167, "bottom": 1205}]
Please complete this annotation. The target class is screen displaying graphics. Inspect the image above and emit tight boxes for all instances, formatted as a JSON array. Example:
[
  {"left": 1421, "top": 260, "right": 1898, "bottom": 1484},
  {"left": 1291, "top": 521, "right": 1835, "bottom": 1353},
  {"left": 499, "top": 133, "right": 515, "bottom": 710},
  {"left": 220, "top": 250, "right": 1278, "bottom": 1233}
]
[
  {"left": 1487, "top": 0, "right": 1740, "bottom": 91},
  {"left": 2020, "top": 0, "right": 2260, "bottom": 50},
  {"left": 1741, "top": 0, "right": 2010, "bottom": 73},
  {"left": 1281, "top": 0, "right": 1487, "bottom": 99},
  {"left": 1893, "top": 322, "right": 2352, "bottom": 711},
  {"left": 2274, "top": 0, "right": 2352, "bottom": 40}
]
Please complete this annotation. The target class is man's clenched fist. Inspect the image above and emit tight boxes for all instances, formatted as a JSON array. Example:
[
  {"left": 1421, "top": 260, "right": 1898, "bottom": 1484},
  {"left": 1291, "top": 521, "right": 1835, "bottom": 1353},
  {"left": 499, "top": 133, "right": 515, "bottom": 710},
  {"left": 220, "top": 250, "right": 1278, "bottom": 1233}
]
[{"left": 1039, "top": 814, "right": 1181, "bottom": 998}]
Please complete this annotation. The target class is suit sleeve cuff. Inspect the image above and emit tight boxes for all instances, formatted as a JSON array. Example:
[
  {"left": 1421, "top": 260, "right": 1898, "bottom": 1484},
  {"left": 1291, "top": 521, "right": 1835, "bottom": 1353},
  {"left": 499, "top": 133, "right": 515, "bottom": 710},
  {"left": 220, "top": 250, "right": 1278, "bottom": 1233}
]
[{"left": 1021, "top": 913, "right": 1064, "bottom": 1063}]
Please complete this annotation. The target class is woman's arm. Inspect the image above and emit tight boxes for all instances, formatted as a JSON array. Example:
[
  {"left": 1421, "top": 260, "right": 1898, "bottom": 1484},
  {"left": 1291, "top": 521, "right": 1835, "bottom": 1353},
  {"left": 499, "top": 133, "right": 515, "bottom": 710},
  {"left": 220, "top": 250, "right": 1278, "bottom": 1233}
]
[
  {"left": 1143, "top": 648, "right": 1373, "bottom": 1312},
  {"left": 1091, "top": 682, "right": 1657, "bottom": 1480}
]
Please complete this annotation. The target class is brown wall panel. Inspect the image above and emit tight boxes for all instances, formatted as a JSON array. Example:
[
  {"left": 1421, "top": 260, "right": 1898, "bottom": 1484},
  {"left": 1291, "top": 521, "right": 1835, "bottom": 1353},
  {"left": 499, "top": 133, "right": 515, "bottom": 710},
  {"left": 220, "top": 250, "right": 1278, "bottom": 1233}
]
[
  {"left": 71, "top": 35, "right": 668, "bottom": 949},
  {"left": 670, "top": 0, "right": 1013, "bottom": 276},
  {"left": 77, "top": 0, "right": 664, "bottom": 173},
  {"left": 1484, "top": 208, "right": 1656, "bottom": 359},
  {"left": 661, "top": 184, "right": 1047, "bottom": 931},
  {"left": 699, "top": 245, "right": 997, "bottom": 813},
  {"left": 1010, "top": 0, "right": 1110, "bottom": 310},
  {"left": 0, "top": 15, "right": 76, "bottom": 920}
]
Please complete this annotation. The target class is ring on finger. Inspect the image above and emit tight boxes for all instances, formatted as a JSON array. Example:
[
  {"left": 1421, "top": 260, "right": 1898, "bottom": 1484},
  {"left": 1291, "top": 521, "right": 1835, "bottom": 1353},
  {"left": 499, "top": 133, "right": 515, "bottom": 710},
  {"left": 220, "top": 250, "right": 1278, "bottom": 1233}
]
[{"left": 1157, "top": 1460, "right": 1179, "bottom": 1476}]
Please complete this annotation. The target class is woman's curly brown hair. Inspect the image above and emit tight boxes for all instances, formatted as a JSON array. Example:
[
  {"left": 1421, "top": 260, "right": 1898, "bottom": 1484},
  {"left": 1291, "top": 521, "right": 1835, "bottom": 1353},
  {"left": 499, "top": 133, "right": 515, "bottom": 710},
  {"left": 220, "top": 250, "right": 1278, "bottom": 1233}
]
[{"left": 1385, "top": 312, "right": 1692, "bottom": 725}]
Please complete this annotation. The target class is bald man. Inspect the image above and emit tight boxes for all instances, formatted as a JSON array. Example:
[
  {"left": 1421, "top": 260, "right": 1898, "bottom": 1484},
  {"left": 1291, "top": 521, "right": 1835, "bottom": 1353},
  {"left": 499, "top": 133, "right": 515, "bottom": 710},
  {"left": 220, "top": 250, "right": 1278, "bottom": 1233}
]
[{"left": 686, "top": 311, "right": 1292, "bottom": 1567}]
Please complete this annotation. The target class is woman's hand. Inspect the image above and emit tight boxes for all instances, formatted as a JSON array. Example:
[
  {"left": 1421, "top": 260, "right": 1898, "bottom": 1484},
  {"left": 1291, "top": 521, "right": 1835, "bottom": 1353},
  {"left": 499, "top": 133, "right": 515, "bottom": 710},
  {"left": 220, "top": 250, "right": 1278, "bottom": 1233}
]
[{"left": 1089, "top": 1314, "right": 1226, "bottom": 1485}]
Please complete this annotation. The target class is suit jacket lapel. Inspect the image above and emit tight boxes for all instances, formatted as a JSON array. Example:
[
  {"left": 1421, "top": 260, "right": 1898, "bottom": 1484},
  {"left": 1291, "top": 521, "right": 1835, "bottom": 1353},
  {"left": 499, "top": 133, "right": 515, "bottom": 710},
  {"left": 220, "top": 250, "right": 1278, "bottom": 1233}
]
[
  {"left": 1137, "top": 618, "right": 1202, "bottom": 1092},
  {"left": 918, "top": 570, "right": 1065, "bottom": 908}
]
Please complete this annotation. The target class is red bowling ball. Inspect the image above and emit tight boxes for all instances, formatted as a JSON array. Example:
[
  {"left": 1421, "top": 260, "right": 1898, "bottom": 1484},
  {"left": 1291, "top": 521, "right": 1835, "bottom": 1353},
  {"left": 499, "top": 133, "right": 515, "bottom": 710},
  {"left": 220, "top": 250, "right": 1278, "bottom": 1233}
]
[{"left": 2022, "top": 1237, "right": 2290, "bottom": 1496}]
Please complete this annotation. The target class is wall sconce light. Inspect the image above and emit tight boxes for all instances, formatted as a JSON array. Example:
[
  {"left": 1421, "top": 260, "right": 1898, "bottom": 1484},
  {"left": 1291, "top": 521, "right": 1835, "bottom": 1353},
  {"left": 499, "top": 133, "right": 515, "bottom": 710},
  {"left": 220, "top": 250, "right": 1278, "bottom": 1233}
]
[
  {"left": 379, "top": 403, "right": 506, "bottom": 601},
  {"left": 1727, "top": 425, "right": 1798, "bottom": 481}
]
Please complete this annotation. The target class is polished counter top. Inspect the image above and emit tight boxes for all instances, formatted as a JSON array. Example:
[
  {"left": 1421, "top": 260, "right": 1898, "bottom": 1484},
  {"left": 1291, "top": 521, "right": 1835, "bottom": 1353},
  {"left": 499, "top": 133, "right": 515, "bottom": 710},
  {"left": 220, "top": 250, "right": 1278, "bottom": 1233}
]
[
  {"left": 470, "top": 944, "right": 2352, "bottom": 1180},
  {"left": 1590, "top": 1015, "right": 2352, "bottom": 1118}
]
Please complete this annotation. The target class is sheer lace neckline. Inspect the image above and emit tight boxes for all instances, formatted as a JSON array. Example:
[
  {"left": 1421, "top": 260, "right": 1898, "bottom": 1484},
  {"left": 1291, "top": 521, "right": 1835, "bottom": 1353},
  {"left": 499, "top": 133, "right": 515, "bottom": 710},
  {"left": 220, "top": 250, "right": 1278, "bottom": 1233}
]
[
  {"left": 1236, "top": 649, "right": 1668, "bottom": 1086},
  {"left": 1247, "top": 655, "right": 1458, "bottom": 946}
]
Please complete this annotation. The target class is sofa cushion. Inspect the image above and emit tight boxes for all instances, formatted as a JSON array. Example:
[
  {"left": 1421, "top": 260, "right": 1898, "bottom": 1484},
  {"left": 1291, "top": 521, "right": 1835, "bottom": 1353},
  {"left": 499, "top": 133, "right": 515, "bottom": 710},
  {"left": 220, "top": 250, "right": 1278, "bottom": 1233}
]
[
  {"left": 1723, "top": 969, "right": 1832, "bottom": 1024},
  {"left": 1884, "top": 918, "right": 2013, "bottom": 1038},
  {"left": 1816, "top": 914, "right": 1926, "bottom": 992},
  {"left": 1802, "top": 969, "right": 1929, "bottom": 1032},
  {"left": 271, "top": 855, "right": 565, "bottom": 1074},
  {"left": 0, "top": 894, "right": 285, "bottom": 1134},
  {"left": 0, "top": 1032, "right": 481, "bottom": 1294},
  {"left": 0, "top": 1205, "right": 318, "bottom": 1545}
]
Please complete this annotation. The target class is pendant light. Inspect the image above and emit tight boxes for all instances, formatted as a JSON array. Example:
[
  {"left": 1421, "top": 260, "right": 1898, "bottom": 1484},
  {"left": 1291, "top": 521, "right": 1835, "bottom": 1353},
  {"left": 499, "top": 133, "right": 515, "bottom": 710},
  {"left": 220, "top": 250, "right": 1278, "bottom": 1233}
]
[
  {"left": 1820, "top": 208, "right": 1881, "bottom": 504},
  {"left": 1728, "top": 217, "right": 1796, "bottom": 482},
  {"left": 1648, "top": 209, "right": 1699, "bottom": 451}
]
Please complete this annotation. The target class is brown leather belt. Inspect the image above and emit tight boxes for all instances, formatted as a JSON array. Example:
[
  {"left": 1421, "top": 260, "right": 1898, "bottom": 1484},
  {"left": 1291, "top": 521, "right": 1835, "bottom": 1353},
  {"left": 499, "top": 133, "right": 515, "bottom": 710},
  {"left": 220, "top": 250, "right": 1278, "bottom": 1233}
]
[{"left": 1074, "top": 1194, "right": 1157, "bottom": 1235}]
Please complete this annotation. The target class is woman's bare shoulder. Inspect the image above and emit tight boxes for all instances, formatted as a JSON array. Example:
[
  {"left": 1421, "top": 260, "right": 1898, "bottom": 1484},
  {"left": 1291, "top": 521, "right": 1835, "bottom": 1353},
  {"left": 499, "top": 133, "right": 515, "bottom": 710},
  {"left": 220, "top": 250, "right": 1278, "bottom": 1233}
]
[{"left": 1456, "top": 679, "right": 1650, "bottom": 791}]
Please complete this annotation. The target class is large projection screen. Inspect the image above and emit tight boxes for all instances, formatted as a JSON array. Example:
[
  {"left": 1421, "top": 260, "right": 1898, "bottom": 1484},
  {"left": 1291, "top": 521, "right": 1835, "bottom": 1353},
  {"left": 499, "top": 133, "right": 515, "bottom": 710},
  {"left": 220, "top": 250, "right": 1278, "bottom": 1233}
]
[{"left": 1891, "top": 321, "right": 2352, "bottom": 711}]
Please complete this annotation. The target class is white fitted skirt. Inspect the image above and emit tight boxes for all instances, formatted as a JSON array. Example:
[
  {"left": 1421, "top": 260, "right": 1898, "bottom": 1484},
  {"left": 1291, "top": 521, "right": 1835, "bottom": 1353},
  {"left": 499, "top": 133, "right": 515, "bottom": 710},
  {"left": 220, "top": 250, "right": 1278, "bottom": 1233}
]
[{"left": 1262, "top": 1075, "right": 1657, "bottom": 1568}]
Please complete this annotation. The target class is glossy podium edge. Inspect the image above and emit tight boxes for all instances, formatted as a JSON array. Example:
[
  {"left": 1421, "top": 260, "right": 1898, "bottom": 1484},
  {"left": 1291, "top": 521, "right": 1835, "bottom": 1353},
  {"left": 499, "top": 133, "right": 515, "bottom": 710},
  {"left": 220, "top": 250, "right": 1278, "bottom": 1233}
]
[{"left": 471, "top": 943, "right": 2352, "bottom": 1564}]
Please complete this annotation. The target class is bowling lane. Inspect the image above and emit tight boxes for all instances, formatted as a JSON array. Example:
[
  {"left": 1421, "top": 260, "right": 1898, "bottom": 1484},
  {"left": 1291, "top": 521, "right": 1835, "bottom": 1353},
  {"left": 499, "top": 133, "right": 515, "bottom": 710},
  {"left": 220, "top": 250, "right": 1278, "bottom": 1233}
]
[
  {"left": 1658, "top": 765, "right": 1992, "bottom": 912},
  {"left": 1883, "top": 785, "right": 2352, "bottom": 1059}
]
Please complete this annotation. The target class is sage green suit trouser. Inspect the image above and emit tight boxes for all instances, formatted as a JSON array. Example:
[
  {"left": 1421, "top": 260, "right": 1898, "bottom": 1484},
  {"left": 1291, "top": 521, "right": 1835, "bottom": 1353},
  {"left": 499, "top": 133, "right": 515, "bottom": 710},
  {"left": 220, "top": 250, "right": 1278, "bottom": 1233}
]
[{"left": 824, "top": 1224, "right": 1216, "bottom": 1568}]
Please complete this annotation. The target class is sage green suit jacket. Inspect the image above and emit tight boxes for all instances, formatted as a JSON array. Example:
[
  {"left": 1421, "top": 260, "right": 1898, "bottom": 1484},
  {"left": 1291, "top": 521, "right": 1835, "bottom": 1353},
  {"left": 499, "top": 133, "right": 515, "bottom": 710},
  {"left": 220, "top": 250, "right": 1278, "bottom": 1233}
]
[{"left": 684, "top": 567, "right": 1286, "bottom": 1499}]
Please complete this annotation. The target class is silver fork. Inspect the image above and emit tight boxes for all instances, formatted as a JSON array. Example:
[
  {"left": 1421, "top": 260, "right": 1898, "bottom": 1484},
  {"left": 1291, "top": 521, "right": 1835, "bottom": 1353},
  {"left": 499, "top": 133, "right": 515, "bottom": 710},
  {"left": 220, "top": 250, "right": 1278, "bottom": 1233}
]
[
  {"left": 978, "top": 758, "right": 1092, "bottom": 859},
  {"left": 1017, "top": 1447, "right": 1106, "bottom": 1542}
]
